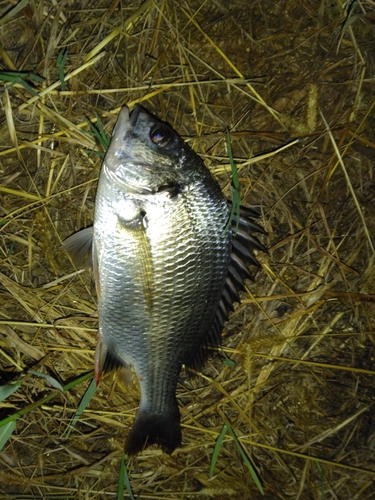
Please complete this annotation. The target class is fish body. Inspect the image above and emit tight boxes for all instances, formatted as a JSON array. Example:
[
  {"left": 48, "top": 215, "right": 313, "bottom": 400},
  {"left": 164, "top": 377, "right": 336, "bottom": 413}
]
[{"left": 63, "top": 105, "right": 266, "bottom": 455}]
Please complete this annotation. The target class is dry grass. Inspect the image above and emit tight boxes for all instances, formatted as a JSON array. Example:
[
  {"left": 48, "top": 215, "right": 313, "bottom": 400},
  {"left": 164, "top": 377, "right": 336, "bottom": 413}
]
[{"left": 1, "top": 0, "right": 375, "bottom": 498}]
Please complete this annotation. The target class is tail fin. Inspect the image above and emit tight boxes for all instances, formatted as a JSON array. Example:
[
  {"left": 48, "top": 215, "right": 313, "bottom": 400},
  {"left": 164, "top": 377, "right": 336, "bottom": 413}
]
[{"left": 125, "top": 405, "right": 181, "bottom": 455}]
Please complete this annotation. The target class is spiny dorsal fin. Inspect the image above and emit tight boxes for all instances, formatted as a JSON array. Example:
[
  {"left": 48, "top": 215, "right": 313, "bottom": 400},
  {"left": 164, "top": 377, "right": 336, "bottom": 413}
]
[{"left": 185, "top": 204, "right": 266, "bottom": 371}]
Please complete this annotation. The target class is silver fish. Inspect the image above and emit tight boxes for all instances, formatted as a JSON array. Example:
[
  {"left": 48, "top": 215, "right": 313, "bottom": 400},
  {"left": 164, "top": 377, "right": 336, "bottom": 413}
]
[{"left": 62, "top": 105, "right": 266, "bottom": 455}]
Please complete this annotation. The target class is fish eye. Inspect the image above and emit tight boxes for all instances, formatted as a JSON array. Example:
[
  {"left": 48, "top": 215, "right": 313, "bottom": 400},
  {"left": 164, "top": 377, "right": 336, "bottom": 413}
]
[{"left": 150, "top": 125, "right": 172, "bottom": 147}]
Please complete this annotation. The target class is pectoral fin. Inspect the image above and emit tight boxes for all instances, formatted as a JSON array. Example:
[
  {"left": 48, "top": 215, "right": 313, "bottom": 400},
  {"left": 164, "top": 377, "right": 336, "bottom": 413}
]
[{"left": 61, "top": 227, "right": 93, "bottom": 269}]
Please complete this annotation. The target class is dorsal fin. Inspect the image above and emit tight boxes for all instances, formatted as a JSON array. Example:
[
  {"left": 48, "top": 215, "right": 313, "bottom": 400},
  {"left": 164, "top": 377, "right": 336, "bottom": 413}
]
[{"left": 185, "top": 204, "right": 266, "bottom": 371}]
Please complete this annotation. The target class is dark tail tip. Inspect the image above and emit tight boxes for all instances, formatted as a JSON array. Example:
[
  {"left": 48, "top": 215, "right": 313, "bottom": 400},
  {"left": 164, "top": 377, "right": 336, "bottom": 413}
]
[{"left": 125, "top": 407, "right": 182, "bottom": 455}]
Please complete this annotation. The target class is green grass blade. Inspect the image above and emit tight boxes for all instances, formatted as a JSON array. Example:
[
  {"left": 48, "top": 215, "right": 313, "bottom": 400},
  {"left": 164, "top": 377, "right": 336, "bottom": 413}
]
[
  {"left": 227, "top": 130, "right": 240, "bottom": 190},
  {"left": 224, "top": 200, "right": 236, "bottom": 235},
  {"left": 0, "top": 371, "right": 94, "bottom": 429},
  {"left": 226, "top": 424, "right": 264, "bottom": 495},
  {"left": 0, "top": 71, "right": 44, "bottom": 82},
  {"left": 64, "top": 377, "right": 96, "bottom": 438},
  {"left": 84, "top": 149, "right": 106, "bottom": 157},
  {"left": 119, "top": 452, "right": 135, "bottom": 500},
  {"left": 0, "top": 381, "right": 22, "bottom": 402},
  {"left": 56, "top": 50, "right": 68, "bottom": 90},
  {"left": 28, "top": 370, "right": 65, "bottom": 392},
  {"left": 0, "top": 72, "right": 19, "bottom": 83},
  {"left": 0, "top": 371, "right": 95, "bottom": 471},
  {"left": 0, "top": 0, "right": 30, "bottom": 27},
  {"left": 6, "top": 242, "right": 15, "bottom": 257},
  {"left": 118, "top": 452, "right": 125, "bottom": 500},
  {"left": 0, "top": 421, "right": 16, "bottom": 451},
  {"left": 210, "top": 423, "right": 228, "bottom": 478},
  {"left": 338, "top": 0, "right": 360, "bottom": 50},
  {"left": 84, "top": 114, "right": 110, "bottom": 152},
  {"left": 224, "top": 130, "right": 241, "bottom": 235},
  {"left": 0, "top": 71, "right": 40, "bottom": 96},
  {"left": 95, "top": 113, "right": 111, "bottom": 151},
  {"left": 222, "top": 357, "right": 236, "bottom": 368},
  {"left": 63, "top": 371, "right": 95, "bottom": 391},
  {"left": 17, "top": 78, "right": 39, "bottom": 96},
  {"left": 26, "top": 73, "right": 45, "bottom": 83},
  {"left": 314, "top": 458, "right": 325, "bottom": 499}
]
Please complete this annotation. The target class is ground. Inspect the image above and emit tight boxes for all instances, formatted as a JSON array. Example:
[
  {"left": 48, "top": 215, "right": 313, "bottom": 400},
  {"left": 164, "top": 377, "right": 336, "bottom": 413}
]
[{"left": 0, "top": 0, "right": 375, "bottom": 499}]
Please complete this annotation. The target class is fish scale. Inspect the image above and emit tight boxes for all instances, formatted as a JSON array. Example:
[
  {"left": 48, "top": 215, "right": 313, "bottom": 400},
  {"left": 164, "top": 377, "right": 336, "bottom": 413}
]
[
  {"left": 94, "top": 168, "right": 230, "bottom": 454},
  {"left": 62, "top": 104, "right": 266, "bottom": 455}
]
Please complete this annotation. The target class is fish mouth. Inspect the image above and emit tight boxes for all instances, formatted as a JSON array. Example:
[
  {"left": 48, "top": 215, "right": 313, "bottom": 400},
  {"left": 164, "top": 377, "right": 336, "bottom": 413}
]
[
  {"left": 113, "top": 104, "right": 141, "bottom": 135},
  {"left": 129, "top": 104, "right": 141, "bottom": 127},
  {"left": 110, "top": 104, "right": 141, "bottom": 140},
  {"left": 105, "top": 105, "right": 153, "bottom": 194}
]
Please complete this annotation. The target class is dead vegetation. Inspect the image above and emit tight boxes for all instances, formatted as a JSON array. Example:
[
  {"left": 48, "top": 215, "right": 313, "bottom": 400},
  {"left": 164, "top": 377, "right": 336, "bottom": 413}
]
[{"left": 1, "top": 0, "right": 375, "bottom": 498}]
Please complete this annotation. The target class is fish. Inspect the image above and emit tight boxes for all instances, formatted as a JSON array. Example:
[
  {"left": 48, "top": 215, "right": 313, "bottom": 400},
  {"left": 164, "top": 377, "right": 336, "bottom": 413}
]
[{"left": 62, "top": 104, "right": 266, "bottom": 455}]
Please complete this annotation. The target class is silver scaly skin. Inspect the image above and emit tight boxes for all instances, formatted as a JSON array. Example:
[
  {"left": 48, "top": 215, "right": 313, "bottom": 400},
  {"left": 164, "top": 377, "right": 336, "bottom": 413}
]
[{"left": 62, "top": 105, "right": 266, "bottom": 455}]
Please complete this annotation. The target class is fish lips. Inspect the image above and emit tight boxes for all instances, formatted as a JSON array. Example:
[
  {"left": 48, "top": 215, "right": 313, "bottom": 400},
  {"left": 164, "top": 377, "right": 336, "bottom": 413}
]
[
  {"left": 112, "top": 105, "right": 138, "bottom": 136},
  {"left": 112, "top": 104, "right": 155, "bottom": 144}
]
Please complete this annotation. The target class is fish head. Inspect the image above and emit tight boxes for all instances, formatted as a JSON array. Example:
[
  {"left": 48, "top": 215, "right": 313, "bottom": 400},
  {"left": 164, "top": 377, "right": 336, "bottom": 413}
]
[{"left": 102, "top": 105, "right": 206, "bottom": 195}]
